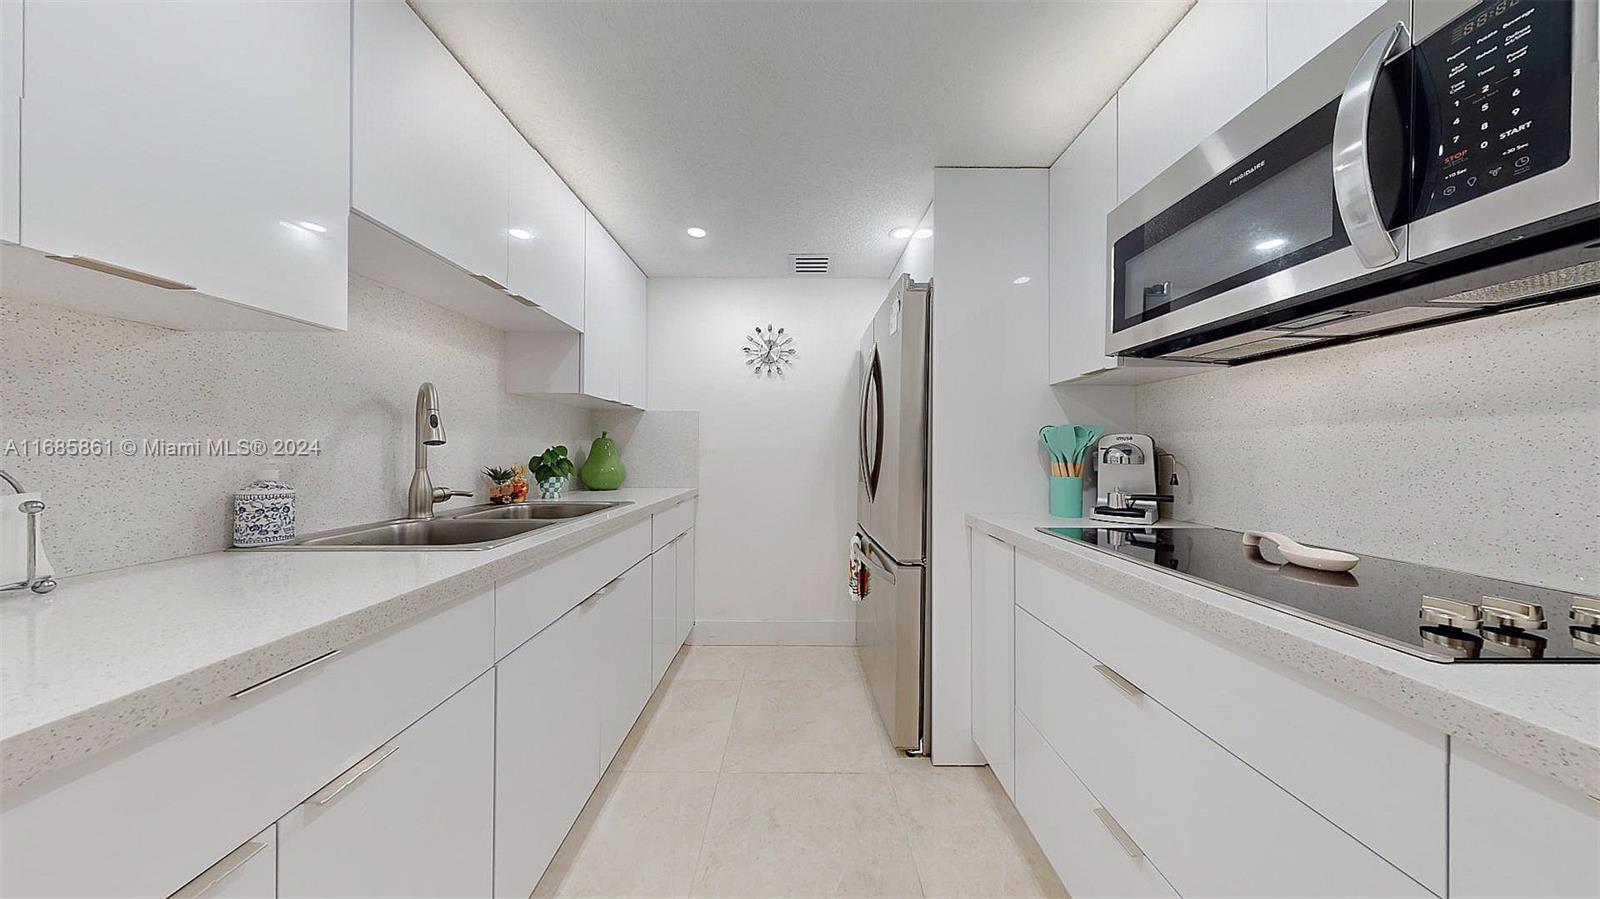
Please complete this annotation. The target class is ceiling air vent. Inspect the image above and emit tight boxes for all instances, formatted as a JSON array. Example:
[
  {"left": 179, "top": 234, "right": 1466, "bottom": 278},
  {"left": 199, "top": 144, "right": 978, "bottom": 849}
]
[{"left": 789, "top": 254, "right": 830, "bottom": 275}]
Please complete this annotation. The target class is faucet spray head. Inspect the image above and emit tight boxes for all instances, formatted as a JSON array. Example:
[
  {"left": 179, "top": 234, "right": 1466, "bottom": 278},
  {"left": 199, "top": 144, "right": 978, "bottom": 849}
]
[{"left": 418, "top": 382, "right": 447, "bottom": 446}]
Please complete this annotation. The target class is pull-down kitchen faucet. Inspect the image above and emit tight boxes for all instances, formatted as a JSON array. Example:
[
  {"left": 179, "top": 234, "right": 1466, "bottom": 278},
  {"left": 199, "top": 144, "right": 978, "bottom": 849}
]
[{"left": 406, "top": 382, "right": 472, "bottom": 519}]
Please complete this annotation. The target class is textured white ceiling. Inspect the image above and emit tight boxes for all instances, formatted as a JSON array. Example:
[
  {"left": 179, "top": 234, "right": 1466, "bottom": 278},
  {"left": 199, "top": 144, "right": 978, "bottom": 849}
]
[{"left": 411, "top": 0, "right": 1192, "bottom": 278}]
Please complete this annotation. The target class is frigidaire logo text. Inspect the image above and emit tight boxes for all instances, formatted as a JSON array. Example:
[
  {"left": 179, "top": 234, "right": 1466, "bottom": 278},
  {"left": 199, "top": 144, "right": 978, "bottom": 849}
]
[{"left": 1229, "top": 160, "right": 1266, "bottom": 185}]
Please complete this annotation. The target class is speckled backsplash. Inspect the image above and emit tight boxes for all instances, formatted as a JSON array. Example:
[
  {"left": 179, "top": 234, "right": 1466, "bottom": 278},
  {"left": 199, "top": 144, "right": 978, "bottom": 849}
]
[
  {"left": 0, "top": 275, "right": 598, "bottom": 576},
  {"left": 1134, "top": 295, "right": 1600, "bottom": 593}
]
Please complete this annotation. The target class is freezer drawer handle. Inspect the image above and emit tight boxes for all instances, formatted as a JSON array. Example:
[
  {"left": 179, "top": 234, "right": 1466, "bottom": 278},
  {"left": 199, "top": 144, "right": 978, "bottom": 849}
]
[
  {"left": 1093, "top": 663, "right": 1145, "bottom": 700},
  {"left": 307, "top": 743, "right": 399, "bottom": 806},
  {"left": 1093, "top": 807, "right": 1146, "bottom": 859},
  {"left": 167, "top": 839, "right": 268, "bottom": 898},
  {"left": 1332, "top": 21, "right": 1409, "bottom": 268}
]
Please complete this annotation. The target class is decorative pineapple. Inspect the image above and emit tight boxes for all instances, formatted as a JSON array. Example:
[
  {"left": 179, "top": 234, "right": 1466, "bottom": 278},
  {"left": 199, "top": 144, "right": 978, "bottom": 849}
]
[{"left": 483, "top": 465, "right": 529, "bottom": 504}]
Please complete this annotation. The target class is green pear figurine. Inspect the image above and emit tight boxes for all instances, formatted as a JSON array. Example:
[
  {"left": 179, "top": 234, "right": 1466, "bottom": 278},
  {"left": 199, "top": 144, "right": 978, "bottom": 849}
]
[{"left": 580, "top": 431, "right": 626, "bottom": 490}]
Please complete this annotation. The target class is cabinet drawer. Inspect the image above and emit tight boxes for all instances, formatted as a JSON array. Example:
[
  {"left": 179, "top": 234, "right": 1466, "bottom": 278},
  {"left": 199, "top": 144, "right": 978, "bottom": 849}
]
[
  {"left": 1016, "top": 607, "right": 1432, "bottom": 899},
  {"left": 1015, "top": 712, "right": 1178, "bottom": 899},
  {"left": 495, "top": 520, "right": 651, "bottom": 659},
  {"left": 1, "top": 589, "right": 493, "bottom": 899},
  {"left": 1015, "top": 553, "right": 1446, "bottom": 894},
  {"left": 651, "top": 499, "right": 695, "bottom": 552},
  {"left": 170, "top": 826, "right": 276, "bottom": 899},
  {"left": 278, "top": 672, "right": 494, "bottom": 898}
]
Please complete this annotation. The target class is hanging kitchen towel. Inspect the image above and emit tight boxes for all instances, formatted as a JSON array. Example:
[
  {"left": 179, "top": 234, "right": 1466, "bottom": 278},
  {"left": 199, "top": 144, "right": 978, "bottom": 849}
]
[
  {"left": 0, "top": 493, "right": 56, "bottom": 587},
  {"left": 848, "top": 534, "right": 863, "bottom": 601}
]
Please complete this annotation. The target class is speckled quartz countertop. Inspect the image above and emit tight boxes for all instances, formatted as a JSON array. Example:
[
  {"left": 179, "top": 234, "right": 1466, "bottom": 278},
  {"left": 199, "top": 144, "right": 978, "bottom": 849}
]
[
  {"left": 0, "top": 488, "right": 695, "bottom": 792},
  {"left": 969, "top": 512, "right": 1600, "bottom": 799}
]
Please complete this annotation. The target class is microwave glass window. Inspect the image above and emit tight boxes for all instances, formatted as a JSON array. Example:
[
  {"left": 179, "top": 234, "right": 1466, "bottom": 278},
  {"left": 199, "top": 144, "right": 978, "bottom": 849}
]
[{"left": 1122, "top": 151, "right": 1334, "bottom": 323}]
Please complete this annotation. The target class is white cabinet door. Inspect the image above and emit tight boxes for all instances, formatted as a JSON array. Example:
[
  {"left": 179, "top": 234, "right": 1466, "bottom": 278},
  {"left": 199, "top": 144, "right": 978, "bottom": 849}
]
[
  {"left": 582, "top": 211, "right": 624, "bottom": 403},
  {"left": 596, "top": 561, "right": 653, "bottom": 769},
  {"left": 1049, "top": 99, "right": 1119, "bottom": 383},
  {"left": 1015, "top": 712, "right": 1179, "bottom": 899},
  {"left": 495, "top": 602, "right": 601, "bottom": 899},
  {"left": 651, "top": 543, "right": 679, "bottom": 687},
  {"left": 619, "top": 252, "right": 648, "bottom": 408},
  {"left": 278, "top": 673, "right": 495, "bottom": 899},
  {"left": 1267, "top": 0, "right": 1387, "bottom": 87},
  {"left": 1, "top": 0, "right": 20, "bottom": 245},
  {"left": 969, "top": 532, "right": 1016, "bottom": 798},
  {"left": 16, "top": 0, "right": 349, "bottom": 330},
  {"left": 675, "top": 528, "right": 696, "bottom": 647},
  {"left": 508, "top": 125, "right": 586, "bottom": 331},
  {"left": 353, "top": 0, "right": 507, "bottom": 286},
  {"left": 1117, "top": 0, "right": 1269, "bottom": 202},
  {"left": 170, "top": 826, "right": 276, "bottom": 899},
  {"left": 1450, "top": 744, "right": 1600, "bottom": 899}
]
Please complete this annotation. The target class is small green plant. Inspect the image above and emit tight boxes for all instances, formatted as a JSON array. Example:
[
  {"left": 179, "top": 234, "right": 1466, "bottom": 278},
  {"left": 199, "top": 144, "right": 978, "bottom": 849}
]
[
  {"left": 529, "top": 445, "right": 575, "bottom": 483},
  {"left": 482, "top": 466, "right": 516, "bottom": 484}
]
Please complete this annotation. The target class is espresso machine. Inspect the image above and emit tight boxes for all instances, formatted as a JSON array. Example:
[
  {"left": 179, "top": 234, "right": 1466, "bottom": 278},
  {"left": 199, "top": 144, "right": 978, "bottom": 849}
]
[{"left": 1089, "top": 433, "right": 1173, "bottom": 526}]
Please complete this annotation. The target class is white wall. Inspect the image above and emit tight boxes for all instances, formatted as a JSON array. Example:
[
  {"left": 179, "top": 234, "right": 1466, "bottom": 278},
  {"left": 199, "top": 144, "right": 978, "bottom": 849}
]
[{"left": 646, "top": 277, "right": 885, "bottom": 644}]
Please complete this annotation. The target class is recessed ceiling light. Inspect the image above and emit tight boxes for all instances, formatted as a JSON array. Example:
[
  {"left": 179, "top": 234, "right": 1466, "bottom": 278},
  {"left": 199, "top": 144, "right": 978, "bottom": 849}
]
[
  {"left": 1253, "top": 237, "right": 1288, "bottom": 252},
  {"left": 913, "top": 228, "right": 933, "bottom": 240},
  {"left": 1012, "top": 275, "right": 1031, "bottom": 285},
  {"left": 890, "top": 227, "right": 914, "bottom": 239},
  {"left": 686, "top": 226, "right": 708, "bottom": 239},
  {"left": 508, "top": 228, "right": 534, "bottom": 240}
]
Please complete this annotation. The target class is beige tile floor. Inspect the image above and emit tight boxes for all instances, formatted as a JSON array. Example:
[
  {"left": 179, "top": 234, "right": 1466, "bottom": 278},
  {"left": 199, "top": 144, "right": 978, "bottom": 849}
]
[{"left": 531, "top": 646, "right": 1066, "bottom": 899}]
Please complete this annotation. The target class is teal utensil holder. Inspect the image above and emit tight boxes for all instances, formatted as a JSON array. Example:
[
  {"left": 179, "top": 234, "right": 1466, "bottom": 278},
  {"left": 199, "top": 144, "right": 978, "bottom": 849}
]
[{"left": 1049, "top": 476, "right": 1083, "bottom": 518}]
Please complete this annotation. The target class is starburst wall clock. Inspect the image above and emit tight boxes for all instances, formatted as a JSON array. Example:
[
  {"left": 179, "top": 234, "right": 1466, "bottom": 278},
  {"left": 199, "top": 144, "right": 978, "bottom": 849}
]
[{"left": 743, "top": 324, "right": 797, "bottom": 377}]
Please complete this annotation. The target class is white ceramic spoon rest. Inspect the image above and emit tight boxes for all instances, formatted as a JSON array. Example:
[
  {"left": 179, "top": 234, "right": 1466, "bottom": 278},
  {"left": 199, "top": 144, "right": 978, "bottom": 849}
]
[{"left": 1242, "top": 531, "right": 1360, "bottom": 573}]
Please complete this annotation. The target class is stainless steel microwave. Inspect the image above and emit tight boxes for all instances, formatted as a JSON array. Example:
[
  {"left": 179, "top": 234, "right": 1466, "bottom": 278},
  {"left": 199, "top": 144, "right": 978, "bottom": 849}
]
[{"left": 1106, "top": 0, "right": 1599, "bottom": 364}]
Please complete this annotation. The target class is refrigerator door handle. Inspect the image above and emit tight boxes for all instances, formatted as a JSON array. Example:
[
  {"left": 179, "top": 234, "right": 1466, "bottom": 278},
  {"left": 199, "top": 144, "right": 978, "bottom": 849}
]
[{"left": 864, "top": 349, "right": 884, "bottom": 501}]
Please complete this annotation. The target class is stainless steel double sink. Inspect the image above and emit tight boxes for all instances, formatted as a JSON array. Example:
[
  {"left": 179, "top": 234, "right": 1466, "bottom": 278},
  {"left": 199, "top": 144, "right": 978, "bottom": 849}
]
[{"left": 247, "top": 501, "right": 632, "bottom": 551}]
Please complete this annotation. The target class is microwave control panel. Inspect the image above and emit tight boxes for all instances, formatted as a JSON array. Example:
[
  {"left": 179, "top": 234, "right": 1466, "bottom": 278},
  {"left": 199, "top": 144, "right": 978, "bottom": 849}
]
[{"left": 1414, "top": 0, "right": 1573, "bottom": 218}]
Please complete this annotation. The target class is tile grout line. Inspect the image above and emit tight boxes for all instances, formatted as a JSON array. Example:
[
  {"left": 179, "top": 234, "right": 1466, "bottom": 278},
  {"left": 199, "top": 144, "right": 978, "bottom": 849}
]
[{"left": 686, "top": 650, "right": 749, "bottom": 897}]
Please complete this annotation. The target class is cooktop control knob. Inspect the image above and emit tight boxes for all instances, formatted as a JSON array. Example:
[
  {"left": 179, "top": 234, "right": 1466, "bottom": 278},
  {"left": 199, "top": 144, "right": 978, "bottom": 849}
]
[
  {"left": 1480, "top": 595, "right": 1547, "bottom": 631},
  {"left": 1570, "top": 596, "right": 1600, "bottom": 629},
  {"left": 1420, "top": 595, "right": 1481, "bottom": 630}
]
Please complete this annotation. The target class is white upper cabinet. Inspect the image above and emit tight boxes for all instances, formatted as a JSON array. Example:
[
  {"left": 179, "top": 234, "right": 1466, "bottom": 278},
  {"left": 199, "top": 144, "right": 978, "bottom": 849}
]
[
  {"left": 353, "top": 0, "right": 507, "bottom": 286},
  {"left": 1116, "top": 0, "right": 1269, "bottom": 203},
  {"left": 582, "top": 211, "right": 647, "bottom": 406},
  {"left": 7, "top": 0, "right": 350, "bottom": 330},
  {"left": 1049, "top": 99, "right": 1120, "bottom": 383},
  {"left": 1, "top": 0, "right": 20, "bottom": 245},
  {"left": 508, "top": 124, "right": 586, "bottom": 332},
  {"left": 1267, "top": 1, "right": 1388, "bottom": 88}
]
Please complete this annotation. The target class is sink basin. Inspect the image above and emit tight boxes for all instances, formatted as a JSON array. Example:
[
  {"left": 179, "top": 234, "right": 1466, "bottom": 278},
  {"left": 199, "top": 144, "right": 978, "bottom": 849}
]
[
  {"left": 453, "top": 501, "right": 628, "bottom": 521},
  {"left": 244, "top": 500, "right": 631, "bottom": 551}
]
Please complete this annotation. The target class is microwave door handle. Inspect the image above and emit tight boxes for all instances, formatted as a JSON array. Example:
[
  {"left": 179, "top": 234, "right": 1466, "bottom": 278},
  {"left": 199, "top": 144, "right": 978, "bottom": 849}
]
[{"left": 1333, "top": 21, "right": 1409, "bottom": 269}]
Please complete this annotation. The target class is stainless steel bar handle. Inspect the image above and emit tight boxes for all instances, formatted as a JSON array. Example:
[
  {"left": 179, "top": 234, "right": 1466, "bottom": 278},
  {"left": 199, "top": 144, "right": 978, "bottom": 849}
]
[
  {"left": 45, "top": 254, "right": 196, "bottom": 290},
  {"left": 230, "top": 648, "right": 340, "bottom": 699},
  {"left": 472, "top": 273, "right": 509, "bottom": 292},
  {"left": 167, "top": 840, "right": 268, "bottom": 898},
  {"left": 1093, "top": 663, "right": 1145, "bottom": 700},
  {"left": 589, "top": 575, "right": 624, "bottom": 603},
  {"left": 1332, "top": 22, "right": 1409, "bottom": 269},
  {"left": 307, "top": 743, "right": 399, "bottom": 806},
  {"left": 1092, "top": 807, "right": 1145, "bottom": 859}
]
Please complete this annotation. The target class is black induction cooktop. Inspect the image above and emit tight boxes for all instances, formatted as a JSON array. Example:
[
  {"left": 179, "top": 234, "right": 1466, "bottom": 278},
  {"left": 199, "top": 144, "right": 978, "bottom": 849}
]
[{"left": 1036, "top": 526, "right": 1598, "bottom": 663}]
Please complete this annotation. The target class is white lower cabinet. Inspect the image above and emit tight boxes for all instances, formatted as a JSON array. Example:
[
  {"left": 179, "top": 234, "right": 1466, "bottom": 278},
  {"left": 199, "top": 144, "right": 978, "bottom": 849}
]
[
  {"left": 1015, "top": 711, "right": 1178, "bottom": 899},
  {"left": 1016, "top": 606, "right": 1431, "bottom": 898},
  {"left": 278, "top": 672, "right": 495, "bottom": 898},
  {"left": 652, "top": 540, "right": 680, "bottom": 687},
  {"left": 170, "top": 827, "right": 277, "bottom": 899},
  {"left": 1450, "top": 743, "right": 1600, "bottom": 899},
  {"left": 969, "top": 531, "right": 1016, "bottom": 798},
  {"left": 495, "top": 600, "right": 601, "bottom": 899},
  {"left": 675, "top": 528, "right": 696, "bottom": 646},
  {"left": 596, "top": 560, "right": 654, "bottom": 770}
]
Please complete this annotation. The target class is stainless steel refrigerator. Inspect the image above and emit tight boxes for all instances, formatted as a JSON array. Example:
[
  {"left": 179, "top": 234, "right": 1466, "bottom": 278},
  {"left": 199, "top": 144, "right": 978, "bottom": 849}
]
[{"left": 853, "top": 274, "right": 931, "bottom": 755}]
